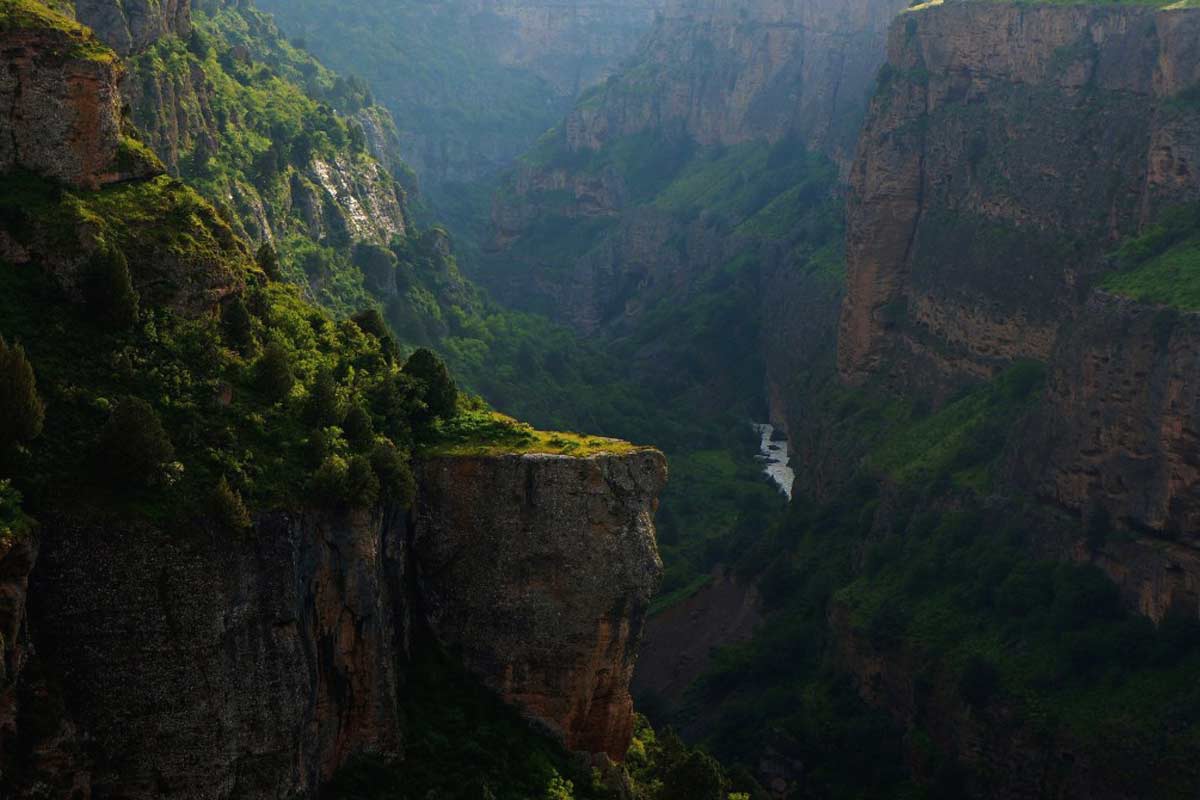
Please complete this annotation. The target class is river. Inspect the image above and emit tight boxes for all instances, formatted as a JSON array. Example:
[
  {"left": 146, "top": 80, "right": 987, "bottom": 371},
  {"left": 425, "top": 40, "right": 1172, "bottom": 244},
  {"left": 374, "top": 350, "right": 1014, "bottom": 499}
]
[{"left": 753, "top": 423, "right": 794, "bottom": 500}]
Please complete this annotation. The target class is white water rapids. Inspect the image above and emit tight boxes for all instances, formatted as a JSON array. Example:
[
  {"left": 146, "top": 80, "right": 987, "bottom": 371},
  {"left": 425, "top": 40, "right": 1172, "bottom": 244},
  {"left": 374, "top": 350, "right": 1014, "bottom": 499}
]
[{"left": 753, "top": 423, "right": 794, "bottom": 500}]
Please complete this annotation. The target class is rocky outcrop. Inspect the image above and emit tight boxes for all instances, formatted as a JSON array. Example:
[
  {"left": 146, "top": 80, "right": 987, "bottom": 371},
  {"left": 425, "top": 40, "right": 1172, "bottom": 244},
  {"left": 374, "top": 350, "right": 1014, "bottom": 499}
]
[
  {"left": 412, "top": 451, "right": 666, "bottom": 760},
  {"left": 0, "top": 15, "right": 131, "bottom": 190},
  {"left": 839, "top": 3, "right": 1200, "bottom": 391},
  {"left": 1014, "top": 294, "right": 1200, "bottom": 542},
  {"left": 73, "top": 0, "right": 190, "bottom": 55}
]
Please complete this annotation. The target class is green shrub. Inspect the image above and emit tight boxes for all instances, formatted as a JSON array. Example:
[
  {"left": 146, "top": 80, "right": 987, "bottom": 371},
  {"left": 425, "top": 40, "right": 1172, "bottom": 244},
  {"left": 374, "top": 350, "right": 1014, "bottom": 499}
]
[
  {"left": 403, "top": 347, "right": 458, "bottom": 422},
  {"left": 309, "top": 455, "right": 349, "bottom": 507},
  {"left": 343, "top": 404, "right": 375, "bottom": 451},
  {"left": 255, "top": 341, "right": 295, "bottom": 402},
  {"left": 305, "top": 369, "right": 342, "bottom": 427},
  {"left": 370, "top": 442, "right": 416, "bottom": 509},
  {"left": 96, "top": 397, "right": 175, "bottom": 487},
  {"left": 0, "top": 336, "right": 44, "bottom": 455},
  {"left": 210, "top": 476, "right": 251, "bottom": 531},
  {"left": 256, "top": 242, "right": 281, "bottom": 281},
  {"left": 345, "top": 454, "right": 380, "bottom": 508},
  {"left": 221, "top": 295, "right": 256, "bottom": 356},
  {"left": 84, "top": 245, "right": 139, "bottom": 329}
]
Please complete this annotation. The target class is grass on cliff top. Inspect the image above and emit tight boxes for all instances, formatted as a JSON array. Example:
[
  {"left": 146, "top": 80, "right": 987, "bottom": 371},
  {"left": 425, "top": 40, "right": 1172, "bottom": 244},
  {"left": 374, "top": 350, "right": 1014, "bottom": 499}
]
[
  {"left": 0, "top": 0, "right": 116, "bottom": 61},
  {"left": 425, "top": 407, "right": 648, "bottom": 458}
]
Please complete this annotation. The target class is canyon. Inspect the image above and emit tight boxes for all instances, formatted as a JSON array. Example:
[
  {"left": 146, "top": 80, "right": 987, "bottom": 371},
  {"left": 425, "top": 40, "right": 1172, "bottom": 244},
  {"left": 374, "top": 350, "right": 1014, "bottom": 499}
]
[{"left": 6, "top": 0, "right": 1200, "bottom": 796}]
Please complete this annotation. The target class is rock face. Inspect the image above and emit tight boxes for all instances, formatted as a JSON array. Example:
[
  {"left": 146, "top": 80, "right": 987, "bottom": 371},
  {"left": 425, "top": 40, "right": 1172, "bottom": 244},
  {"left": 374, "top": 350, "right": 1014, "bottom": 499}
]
[
  {"left": 413, "top": 451, "right": 666, "bottom": 760},
  {"left": 556, "top": 0, "right": 908, "bottom": 169},
  {"left": 463, "top": 0, "right": 667, "bottom": 98},
  {"left": 10, "top": 509, "right": 408, "bottom": 798},
  {"left": 0, "top": 19, "right": 124, "bottom": 190},
  {"left": 1009, "top": 293, "right": 1200, "bottom": 619},
  {"left": 73, "top": 0, "right": 190, "bottom": 55},
  {"left": 838, "top": 3, "right": 1200, "bottom": 391},
  {"left": 2, "top": 450, "right": 665, "bottom": 796}
]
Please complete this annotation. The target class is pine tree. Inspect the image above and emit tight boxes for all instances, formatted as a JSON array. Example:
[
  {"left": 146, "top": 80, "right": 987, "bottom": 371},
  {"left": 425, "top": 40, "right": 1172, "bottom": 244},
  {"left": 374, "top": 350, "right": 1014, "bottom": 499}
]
[
  {"left": 256, "top": 242, "right": 282, "bottom": 281},
  {"left": 210, "top": 476, "right": 251, "bottom": 531},
  {"left": 97, "top": 397, "right": 175, "bottom": 486},
  {"left": 402, "top": 348, "right": 457, "bottom": 421},
  {"left": 255, "top": 342, "right": 295, "bottom": 403},
  {"left": 222, "top": 295, "right": 256, "bottom": 356},
  {"left": 84, "top": 245, "right": 139, "bottom": 329},
  {"left": 0, "top": 336, "right": 45, "bottom": 454},
  {"left": 343, "top": 404, "right": 375, "bottom": 451},
  {"left": 305, "top": 369, "right": 342, "bottom": 427}
]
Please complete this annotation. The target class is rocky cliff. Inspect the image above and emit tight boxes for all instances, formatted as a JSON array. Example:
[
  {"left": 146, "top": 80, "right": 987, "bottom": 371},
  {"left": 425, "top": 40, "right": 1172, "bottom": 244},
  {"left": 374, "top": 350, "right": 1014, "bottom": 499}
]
[
  {"left": 554, "top": 0, "right": 908, "bottom": 169},
  {"left": 461, "top": 0, "right": 666, "bottom": 98},
  {"left": 74, "top": 0, "right": 189, "bottom": 55},
  {"left": 11, "top": 509, "right": 408, "bottom": 797},
  {"left": 0, "top": 2, "right": 160, "bottom": 190},
  {"left": 413, "top": 451, "right": 666, "bottom": 760},
  {"left": 5, "top": 449, "right": 665, "bottom": 796},
  {"left": 838, "top": 2, "right": 1200, "bottom": 392},
  {"left": 1010, "top": 292, "right": 1200, "bottom": 619},
  {"left": 483, "top": 0, "right": 902, "bottom": 343}
]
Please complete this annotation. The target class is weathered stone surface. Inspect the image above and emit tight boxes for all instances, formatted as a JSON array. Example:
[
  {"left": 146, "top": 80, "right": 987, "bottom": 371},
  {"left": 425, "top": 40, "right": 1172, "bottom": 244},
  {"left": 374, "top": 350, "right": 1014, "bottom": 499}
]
[
  {"left": 73, "top": 0, "right": 190, "bottom": 55},
  {"left": 839, "top": 3, "right": 1200, "bottom": 390},
  {"left": 6, "top": 509, "right": 407, "bottom": 798},
  {"left": 1005, "top": 293, "right": 1200, "bottom": 620},
  {"left": 0, "top": 25, "right": 123, "bottom": 190},
  {"left": 412, "top": 451, "right": 666, "bottom": 760}
]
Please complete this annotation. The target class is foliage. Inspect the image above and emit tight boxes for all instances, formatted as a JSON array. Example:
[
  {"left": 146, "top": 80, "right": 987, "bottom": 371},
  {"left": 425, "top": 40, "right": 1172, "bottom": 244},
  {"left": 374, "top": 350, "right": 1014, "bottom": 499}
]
[
  {"left": 84, "top": 245, "right": 140, "bottom": 329},
  {"left": 1102, "top": 205, "right": 1200, "bottom": 309},
  {"left": 95, "top": 397, "right": 176, "bottom": 488},
  {"left": 428, "top": 407, "right": 644, "bottom": 458},
  {"left": 323, "top": 630, "right": 609, "bottom": 800},
  {"left": 0, "top": 336, "right": 45, "bottom": 455},
  {"left": 0, "top": 0, "right": 116, "bottom": 62},
  {"left": 256, "top": 341, "right": 296, "bottom": 402},
  {"left": 210, "top": 475, "right": 252, "bottom": 531},
  {"left": 0, "top": 480, "right": 33, "bottom": 543},
  {"left": 402, "top": 347, "right": 458, "bottom": 423}
]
